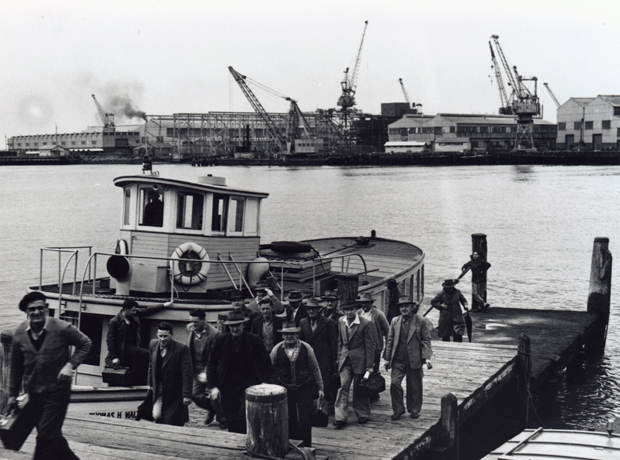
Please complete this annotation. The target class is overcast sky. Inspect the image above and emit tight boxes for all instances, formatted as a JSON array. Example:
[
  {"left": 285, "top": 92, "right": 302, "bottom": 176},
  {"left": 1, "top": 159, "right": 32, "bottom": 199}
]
[{"left": 2, "top": 0, "right": 619, "bottom": 147}]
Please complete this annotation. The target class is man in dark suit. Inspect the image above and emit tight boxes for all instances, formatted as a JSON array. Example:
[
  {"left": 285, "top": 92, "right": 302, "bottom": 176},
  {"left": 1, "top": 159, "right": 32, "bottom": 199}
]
[
  {"left": 207, "top": 311, "right": 272, "bottom": 434},
  {"left": 299, "top": 298, "right": 338, "bottom": 414},
  {"left": 385, "top": 297, "right": 433, "bottom": 420},
  {"left": 250, "top": 297, "right": 284, "bottom": 353},
  {"left": 286, "top": 290, "right": 308, "bottom": 327},
  {"left": 147, "top": 322, "right": 193, "bottom": 426},
  {"left": 333, "top": 298, "right": 376, "bottom": 428}
]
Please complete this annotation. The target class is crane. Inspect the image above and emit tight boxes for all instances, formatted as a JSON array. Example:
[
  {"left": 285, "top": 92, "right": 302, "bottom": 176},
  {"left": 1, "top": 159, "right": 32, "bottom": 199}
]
[
  {"left": 488, "top": 41, "right": 512, "bottom": 114},
  {"left": 543, "top": 83, "right": 562, "bottom": 108},
  {"left": 91, "top": 94, "right": 115, "bottom": 131},
  {"left": 398, "top": 78, "right": 422, "bottom": 114},
  {"left": 337, "top": 20, "right": 368, "bottom": 111}
]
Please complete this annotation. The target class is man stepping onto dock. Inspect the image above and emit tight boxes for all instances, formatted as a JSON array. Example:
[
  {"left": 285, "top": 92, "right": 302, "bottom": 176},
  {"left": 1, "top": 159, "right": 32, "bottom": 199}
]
[{"left": 431, "top": 279, "right": 469, "bottom": 342}]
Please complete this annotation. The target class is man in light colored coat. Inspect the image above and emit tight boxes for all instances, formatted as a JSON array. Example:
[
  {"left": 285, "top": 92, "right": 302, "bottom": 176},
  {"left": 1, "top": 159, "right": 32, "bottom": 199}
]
[
  {"left": 385, "top": 297, "right": 433, "bottom": 420},
  {"left": 356, "top": 292, "right": 389, "bottom": 373},
  {"left": 333, "top": 298, "right": 376, "bottom": 428}
]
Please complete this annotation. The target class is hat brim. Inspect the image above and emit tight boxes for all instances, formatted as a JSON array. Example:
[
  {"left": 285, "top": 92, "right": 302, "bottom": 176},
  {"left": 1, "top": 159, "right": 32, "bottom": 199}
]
[
  {"left": 278, "top": 327, "right": 301, "bottom": 333},
  {"left": 223, "top": 318, "right": 249, "bottom": 325}
]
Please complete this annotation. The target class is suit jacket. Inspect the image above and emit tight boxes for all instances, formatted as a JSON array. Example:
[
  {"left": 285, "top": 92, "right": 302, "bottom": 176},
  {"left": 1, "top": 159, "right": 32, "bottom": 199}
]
[
  {"left": 186, "top": 323, "right": 220, "bottom": 375},
  {"left": 336, "top": 315, "right": 375, "bottom": 374},
  {"left": 147, "top": 339, "right": 193, "bottom": 426},
  {"left": 385, "top": 314, "right": 433, "bottom": 369},
  {"left": 207, "top": 331, "right": 272, "bottom": 390},
  {"left": 299, "top": 316, "right": 337, "bottom": 380},
  {"left": 287, "top": 304, "right": 308, "bottom": 327},
  {"left": 357, "top": 306, "right": 390, "bottom": 353},
  {"left": 250, "top": 315, "right": 284, "bottom": 351}
]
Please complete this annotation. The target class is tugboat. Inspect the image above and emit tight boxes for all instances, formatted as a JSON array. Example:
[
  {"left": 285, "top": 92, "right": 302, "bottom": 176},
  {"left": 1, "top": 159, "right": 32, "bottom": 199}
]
[{"left": 31, "top": 169, "right": 425, "bottom": 415}]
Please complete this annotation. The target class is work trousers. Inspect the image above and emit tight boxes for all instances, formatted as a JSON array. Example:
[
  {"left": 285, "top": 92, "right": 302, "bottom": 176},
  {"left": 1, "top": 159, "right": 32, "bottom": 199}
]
[
  {"left": 286, "top": 389, "right": 314, "bottom": 447},
  {"left": 472, "top": 282, "right": 487, "bottom": 308},
  {"left": 220, "top": 385, "right": 248, "bottom": 434},
  {"left": 192, "top": 378, "right": 225, "bottom": 422},
  {"left": 125, "top": 344, "right": 149, "bottom": 385},
  {"left": 334, "top": 359, "right": 370, "bottom": 422},
  {"left": 30, "top": 387, "right": 80, "bottom": 460},
  {"left": 390, "top": 359, "right": 423, "bottom": 416}
]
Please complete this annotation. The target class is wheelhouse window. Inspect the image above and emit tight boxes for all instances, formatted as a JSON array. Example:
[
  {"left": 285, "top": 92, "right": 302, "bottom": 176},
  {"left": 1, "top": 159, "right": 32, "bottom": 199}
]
[
  {"left": 211, "top": 194, "right": 228, "bottom": 232},
  {"left": 139, "top": 188, "right": 164, "bottom": 227},
  {"left": 245, "top": 199, "right": 259, "bottom": 235},
  {"left": 123, "top": 188, "right": 131, "bottom": 225},
  {"left": 227, "top": 196, "right": 245, "bottom": 233},
  {"left": 176, "top": 191, "right": 204, "bottom": 230}
]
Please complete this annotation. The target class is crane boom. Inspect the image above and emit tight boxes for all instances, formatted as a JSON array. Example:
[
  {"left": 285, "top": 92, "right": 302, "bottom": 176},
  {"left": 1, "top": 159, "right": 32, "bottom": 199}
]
[
  {"left": 488, "top": 41, "right": 510, "bottom": 112},
  {"left": 349, "top": 20, "right": 368, "bottom": 95},
  {"left": 228, "top": 66, "right": 288, "bottom": 152},
  {"left": 91, "top": 94, "right": 115, "bottom": 129},
  {"left": 399, "top": 78, "right": 411, "bottom": 106},
  {"left": 543, "top": 83, "right": 561, "bottom": 108},
  {"left": 490, "top": 35, "right": 518, "bottom": 97},
  {"left": 337, "top": 20, "right": 368, "bottom": 110}
]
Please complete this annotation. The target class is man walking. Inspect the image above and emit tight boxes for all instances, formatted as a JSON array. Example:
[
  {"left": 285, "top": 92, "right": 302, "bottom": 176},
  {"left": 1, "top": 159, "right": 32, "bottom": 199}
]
[
  {"left": 250, "top": 297, "right": 284, "bottom": 353},
  {"left": 207, "top": 311, "right": 272, "bottom": 434},
  {"left": 384, "top": 297, "right": 433, "bottom": 420},
  {"left": 431, "top": 279, "right": 469, "bottom": 342},
  {"left": 356, "top": 293, "right": 389, "bottom": 374},
  {"left": 8, "top": 291, "right": 92, "bottom": 460},
  {"left": 333, "top": 298, "right": 375, "bottom": 428},
  {"left": 147, "top": 322, "right": 193, "bottom": 426}
]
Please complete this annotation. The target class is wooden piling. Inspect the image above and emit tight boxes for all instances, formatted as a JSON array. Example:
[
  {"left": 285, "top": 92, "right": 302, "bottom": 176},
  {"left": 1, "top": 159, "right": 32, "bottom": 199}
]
[
  {"left": 517, "top": 334, "right": 532, "bottom": 427},
  {"left": 337, "top": 274, "right": 359, "bottom": 303},
  {"left": 471, "top": 234, "right": 488, "bottom": 310},
  {"left": 245, "top": 384, "right": 288, "bottom": 459},
  {"left": 0, "top": 331, "right": 13, "bottom": 414},
  {"left": 587, "top": 237, "right": 612, "bottom": 355},
  {"left": 439, "top": 393, "right": 459, "bottom": 460}
]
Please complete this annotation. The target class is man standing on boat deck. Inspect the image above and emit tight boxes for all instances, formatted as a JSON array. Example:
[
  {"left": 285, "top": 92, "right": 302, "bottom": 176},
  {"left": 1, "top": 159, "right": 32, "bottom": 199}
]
[
  {"left": 385, "top": 297, "right": 433, "bottom": 420},
  {"left": 8, "top": 291, "right": 92, "bottom": 460},
  {"left": 431, "top": 279, "right": 468, "bottom": 342},
  {"left": 386, "top": 279, "right": 401, "bottom": 324},
  {"left": 105, "top": 298, "right": 171, "bottom": 385},
  {"left": 207, "top": 311, "right": 272, "bottom": 434},
  {"left": 147, "top": 321, "right": 193, "bottom": 426},
  {"left": 333, "top": 298, "right": 375, "bottom": 428},
  {"left": 460, "top": 251, "right": 492, "bottom": 312},
  {"left": 186, "top": 311, "right": 226, "bottom": 428}
]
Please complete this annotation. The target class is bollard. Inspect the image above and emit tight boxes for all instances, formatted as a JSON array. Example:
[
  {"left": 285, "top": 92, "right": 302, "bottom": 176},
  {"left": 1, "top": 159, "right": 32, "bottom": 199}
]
[
  {"left": 0, "top": 331, "right": 13, "bottom": 414},
  {"left": 245, "top": 384, "right": 288, "bottom": 459},
  {"left": 587, "top": 237, "right": 612, "bottom": 355}
]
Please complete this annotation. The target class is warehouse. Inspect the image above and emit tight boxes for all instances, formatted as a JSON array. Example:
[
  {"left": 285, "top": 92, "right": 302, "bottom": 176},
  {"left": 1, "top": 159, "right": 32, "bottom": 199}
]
[{"left": 556, "top": 95, "right": 620, "bottom": 150}]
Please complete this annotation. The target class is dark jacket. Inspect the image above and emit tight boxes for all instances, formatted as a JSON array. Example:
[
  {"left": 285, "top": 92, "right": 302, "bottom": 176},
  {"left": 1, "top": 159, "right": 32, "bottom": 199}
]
[
  {"left": 105, "top": 303, "right": 165, "bottom": 367},
  {"left": 147, "top": 338, "right": 193, "bottom": 426},
  {"left": 462, "top": 257, "right": 491, "bottom": 283},
  {"left": 431, "top": 288, "right": 468, "bottom": 338},
  {"left": 10, "top": 317, "right": 91, "bottom": 396},
  {"left": 287, "top": 304, "right": 308, "bottom": 327},
  {"left": 186, "top": 323, "right": 220, "bottom": 375},
  {"left": 250, "top": 315, "right": 284, "bottom": 351},
  {"left": 207, "top": 331, "right": 272, "bottom": 390},
  {"left": 298, "top": 316, "right": 337, "bottom": 381},
  {"left": 270, "top": 341, "right": 324, "bottom": 392}
]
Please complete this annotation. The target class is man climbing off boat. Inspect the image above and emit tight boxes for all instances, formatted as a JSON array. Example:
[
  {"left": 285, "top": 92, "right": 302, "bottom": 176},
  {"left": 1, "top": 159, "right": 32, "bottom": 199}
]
[{"left": 460, "top": 251, "right": 492, "bottom": 312}]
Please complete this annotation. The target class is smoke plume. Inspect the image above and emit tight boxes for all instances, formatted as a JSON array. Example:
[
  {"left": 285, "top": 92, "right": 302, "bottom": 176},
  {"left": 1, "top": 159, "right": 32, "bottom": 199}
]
[{"left": 108, "top": 95, "right": 147, "bottom": 121}]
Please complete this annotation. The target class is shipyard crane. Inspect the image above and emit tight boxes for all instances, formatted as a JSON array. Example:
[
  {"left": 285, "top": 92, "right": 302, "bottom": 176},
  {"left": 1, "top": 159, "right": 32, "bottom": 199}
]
[
  {"left": 543, "top": 83, "right": 562, "bottom": 108},
  {"left": 91, "top": 94, "right": 115, "bottom": 131},
  {"left": 398, "top": 78, "right": 422, "bottom": 113},
  {"left": 488, "top": 41, "right": 512, "bottom": 114},
  {"left": 337, "top": 20, "right": 368, "bottom": 111}
]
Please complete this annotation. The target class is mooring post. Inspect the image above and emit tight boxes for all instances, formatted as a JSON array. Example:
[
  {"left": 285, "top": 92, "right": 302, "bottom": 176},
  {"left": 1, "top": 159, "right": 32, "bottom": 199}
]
[
  {"left": 439, "top": 393, "right": 459, "bottom": 460},
  {"left": 337, "top": 274, "right": 359, "bottom": 303},
  {"left": 471, "top": 233, "right": 488, "bottom": 310},
  {"left": 587, "top": 237, "right": 612, "bottom": 356},
  {"left": 0, "top": 330, "right": 13, "bottom": 414},
  {"left": 517, "top": 334, "right": 532, "bottom": 427}
]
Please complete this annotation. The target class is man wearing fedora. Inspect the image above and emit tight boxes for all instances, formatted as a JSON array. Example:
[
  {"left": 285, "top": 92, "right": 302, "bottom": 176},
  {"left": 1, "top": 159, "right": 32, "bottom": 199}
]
[
  {"left": 384, "top": 297, "right": 433, "bottom": 420},
  {"left": 207, "top": 311, "right": 272, "bottom": 434},
  {"left": 356, "top": 292, "right": 390, "bottom": 375},
  {"left": 285, "top": 290, "right": 308, "bottom": 327},
  {"left": 227, "top": 290, "right": 259, "bottom": 332},
  {"left": 321, "top": 290, "right": 342, "bottom": 323},
  {"left": 299, "top": 298, "right": 338, "bottom": 414},
  {"left": 431, "top": 279, "right": 469, "bottom": 342},
  {"left": 271, "top": 321, "right": 324, "bottom": 448},
  {"left": 250, "top": 296, "right": 284, "bottom": 353},
  {"left": 333, "top": 298, "right": 376, "bottom": 428}
]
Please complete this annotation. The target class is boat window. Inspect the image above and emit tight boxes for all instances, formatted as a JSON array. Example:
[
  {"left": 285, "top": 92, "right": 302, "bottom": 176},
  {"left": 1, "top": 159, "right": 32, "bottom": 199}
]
[
  {"left": 176, "top": 191, "right": 204, "bottom": 230},
  {"left": 228, "top": 196, "right": 245, "bottom": 233},
  {"left": 139, "top": 188, "right": 164, "bottom": 227},
  {"left": 123, "top": 188, "right": 131, "bottom": 225},
  {"left": 211, "top": 194, "right": 228, "bottom": 232},
  {"left": 245, "top": 199, "right": 259, "bottom": 234}
]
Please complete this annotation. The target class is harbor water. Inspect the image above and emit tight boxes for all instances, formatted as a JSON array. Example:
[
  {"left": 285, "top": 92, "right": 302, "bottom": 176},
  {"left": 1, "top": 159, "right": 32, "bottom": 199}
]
[{"left": 0, "top": 163, "right": 618, "bottom": 429}]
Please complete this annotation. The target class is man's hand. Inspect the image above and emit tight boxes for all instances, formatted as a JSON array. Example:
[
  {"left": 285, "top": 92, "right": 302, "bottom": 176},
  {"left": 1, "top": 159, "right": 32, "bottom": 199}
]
[
  {"left": 264, "top": 288, "right": 274, "bottom": 297},
  {"left": 318, "top": 390, "right": 325, "bottom": 400},
  {"left": 210, "top": 387, "right": 220, "bottom": 399},
  {"left": 58, "top": 362, "right": 74, "bottom": 382},
  {"left": 426, "top": 360, "right": 433, "bottom": 370},
  {"left": 183, "top": 397, "right": 192, "bottom": 406},
  {"left": 163, "top": 301, "right": 173, "bottom": 308},
  {"left": 112, "top": 358, "right": 121, "bottom": 369},
  {"left": 366, "top": 368, "right": 374, "bottom": 374},
  {"left": 6, "top": 396, "right": 17, "bottom": 413},
  {"left": 384, "top": 362, "right": 391, "bottom": 371}
]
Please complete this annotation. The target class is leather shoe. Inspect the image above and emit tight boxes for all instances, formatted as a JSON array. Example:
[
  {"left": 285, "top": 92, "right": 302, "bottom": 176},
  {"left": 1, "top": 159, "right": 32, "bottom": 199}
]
[
  {"left": 391, "top": 412, "right": 404, "bottom": 421},
  {"left": 358, "top": 417, "right": 369, "bottom": 424},
  {"left": 218, "top": 421, "right": 227, "bottom": 429},
  {"left": 410, "top": 412, "right": 420, "bottom": 419},
  {"left": 205, "top": 411, "right": 215, "bottom": 425},
  {"left": 333, "top": 420, "right": 347, "bottom": 429}
]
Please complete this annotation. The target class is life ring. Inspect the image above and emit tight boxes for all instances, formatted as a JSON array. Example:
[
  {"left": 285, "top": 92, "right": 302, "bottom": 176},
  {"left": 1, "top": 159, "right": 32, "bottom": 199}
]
[
  {"left": 269, "top": 241, "right": 313, "bottom": 254},
  {"left": 170, "top": 242, "right": 210, "bottom": 285}
]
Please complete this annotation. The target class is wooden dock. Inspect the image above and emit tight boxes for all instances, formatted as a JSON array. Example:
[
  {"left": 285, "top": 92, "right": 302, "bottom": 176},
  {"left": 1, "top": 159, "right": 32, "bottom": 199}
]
[{"left": 0, "top": 306, "right": 604, "bottom": 460}]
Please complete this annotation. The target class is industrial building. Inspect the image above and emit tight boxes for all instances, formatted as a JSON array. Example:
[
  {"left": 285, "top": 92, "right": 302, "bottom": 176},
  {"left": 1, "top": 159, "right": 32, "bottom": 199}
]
[
  {"left": 556, "top": 95, "right": 620, "bottom": 150},
  {"left": 6, "top": 129, "right": 141, "bottom": 154},
  {"left": 386, "top": 113, "right": 557, "bottom": 153}
]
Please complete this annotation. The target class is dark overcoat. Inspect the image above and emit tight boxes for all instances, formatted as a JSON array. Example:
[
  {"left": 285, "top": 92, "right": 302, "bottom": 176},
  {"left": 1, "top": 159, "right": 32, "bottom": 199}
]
[
  {"left": 298, "top": 316, "right": 337, "bottom": 382},
  {"left": 430, "top": 288, "right": 467, "bottom": 338}
]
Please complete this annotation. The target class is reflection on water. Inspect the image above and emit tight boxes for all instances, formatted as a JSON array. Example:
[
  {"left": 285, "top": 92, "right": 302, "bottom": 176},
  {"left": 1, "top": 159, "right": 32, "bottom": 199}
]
[{"left": 0, "top": 163, "right": 618, "bottom": 429}]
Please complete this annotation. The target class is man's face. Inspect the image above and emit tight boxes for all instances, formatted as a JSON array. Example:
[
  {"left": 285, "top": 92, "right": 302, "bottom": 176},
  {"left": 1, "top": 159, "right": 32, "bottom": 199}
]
[
  {"left": 231, "top": 300, "right": 244, "bottom": 312},
  {"left": 189, "top": 315, "right": 201, "bottom": 324},
  {"left": 343, "top": 307, "right": 356, "bottom": 321},
  {"left": 444, "top": 286, "right": 455, "bottom": 294},
  {"left": 26, "top": 300, "right": 48, "bottom": 328},
  {"left": 229, "top": 322, "right": 244, "bottom": 337},
  {"left": 399, "top": 303, "right": 412, "bottom": 318},
  {"left": 282, "top": 332, "right": 298, "bottom": 346},
  {"left": 360, "top": 301, "right": 373, "bottom": 312},
  {"left": 307, "top": 307, "right": 319, "bottom": 319},
  {"left": 324, "top": 300, "right": 335, "bottom": 310},
  {"left": 472, "top": 252, "right": 479, "bottom": 260},
  {"left": 259, "top": 303, "right": 273, "bottom": 319},
  {"left": 157, "top": 329, "right": 172, "bottom": 348}
]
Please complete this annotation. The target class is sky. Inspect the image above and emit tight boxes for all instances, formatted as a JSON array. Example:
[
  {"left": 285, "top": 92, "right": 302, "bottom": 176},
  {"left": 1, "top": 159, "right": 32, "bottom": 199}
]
[{"left": 1, "top": 0, "right": 619, "bottom": 148}]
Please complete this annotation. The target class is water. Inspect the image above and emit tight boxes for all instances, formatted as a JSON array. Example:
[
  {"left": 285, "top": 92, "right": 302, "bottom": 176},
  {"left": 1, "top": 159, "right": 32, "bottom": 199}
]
[{"left": 0, "top": 163, "right": 618, "bottom": 429}]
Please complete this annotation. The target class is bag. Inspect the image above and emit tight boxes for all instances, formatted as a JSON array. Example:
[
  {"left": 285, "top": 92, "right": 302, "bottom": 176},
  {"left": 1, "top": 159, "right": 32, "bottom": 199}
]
[
  {"left": 102, "top": 367, "right": 130, "bottom": 386},
  {"left": 0, "top": 394, "right": 36, "bottom": 451},
  {"left": 135, "top": 389, "right": 154, "bottom": 422},
  {"left": 357, "top": 372, "right": 386, "bottom": 398},
  {"left": 310, "top": 401, "right": 328, "bottom": 428}
]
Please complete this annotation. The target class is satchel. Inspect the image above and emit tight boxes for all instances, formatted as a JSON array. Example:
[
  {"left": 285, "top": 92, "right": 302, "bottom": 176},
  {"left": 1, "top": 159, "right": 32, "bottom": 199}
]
[
  {"left": 135, "top": 389, "right": 154, "bottom": 422},
  {"left": 310, "top": 401, "right": 328, "bottom": 428},
  {"left": 102, "top": 367, "right": 130, "bottom": 386},
  {"left": 0, "top": 394, "right": 35, "bottom": 451},
  {"left": 357, "top": 372, "right": 386, "bottom": 398}
]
